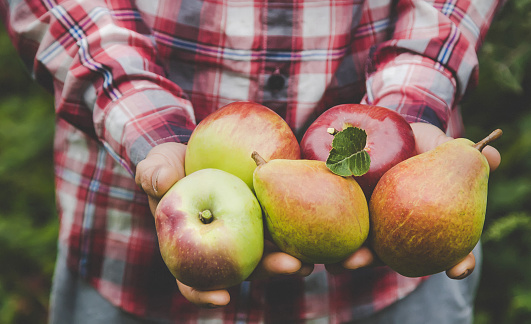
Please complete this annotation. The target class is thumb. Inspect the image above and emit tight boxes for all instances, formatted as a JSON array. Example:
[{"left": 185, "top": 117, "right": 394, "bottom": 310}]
[
  {"left": 409, "top": 122, "right": 451, "bottom": 154},
  {"left": 135, "top": 142, "right": 187, "bottom": 213}
]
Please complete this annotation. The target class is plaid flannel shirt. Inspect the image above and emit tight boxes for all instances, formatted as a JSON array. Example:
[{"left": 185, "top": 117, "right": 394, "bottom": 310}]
[{"left": 1, "top": 0, "right": 502, "bottom": 322}]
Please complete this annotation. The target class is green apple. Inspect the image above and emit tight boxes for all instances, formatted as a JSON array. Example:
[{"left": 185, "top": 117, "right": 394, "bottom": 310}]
[
  {"left": 185, "top": 101, "right": 300, "bottom": 190},
  {"left": 155, "top": 168, "right": 264, "bottom": 290}
]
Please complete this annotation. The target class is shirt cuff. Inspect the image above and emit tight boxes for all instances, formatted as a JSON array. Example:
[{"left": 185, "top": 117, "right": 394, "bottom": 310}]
[
  {"left": 94, "top": 81, "right": 196, "bottom": 175},
  {"left": 363, "top": 52, "right": 457, "bottom": 132}
]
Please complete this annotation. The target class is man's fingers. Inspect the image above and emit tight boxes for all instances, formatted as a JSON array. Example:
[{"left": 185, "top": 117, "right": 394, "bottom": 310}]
[
  {"left": 410, "top": 122, "right": 502, "bottom": 172},
  {"left": 176, "top": 280, "right": 231, "bottom": 308},
  {"left": 250, "top": 252, "right": 314, "bottom": 280},
  {"left": 482, "top": 145, "right": 501, "bottom": 172},
  {"left": 325, "top": 246, "right": 379, "bottom": 274},
  {"left": 262, "top": 252, "right": 302, "bottom": 274},
  {"left": 135, "top": 142, "right": 187, "bottom": 199},
  {"left": 410, "top": 122, "right": 450, "bottom": 154},
  {"left": 446, "top": 252, "right": 476, "bottom": 280}
]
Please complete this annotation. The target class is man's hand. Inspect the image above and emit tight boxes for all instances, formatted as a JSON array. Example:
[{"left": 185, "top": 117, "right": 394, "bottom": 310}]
[
  {"left": 175, "top": 240, "right": 314, "bottom": 308},
  {"left": 174, "top": 245, "right": 313, "bottom": 308},
  {"left": 327, "top": 122, "right": 501, "bottom": 279},
  {"left": 135, "top": 142, "right": 313, "bottom": 308},
  {"left": 411, "top": 122, "right": 501, "bottom": 172},
  {"left": 246, "top": 240, "right": 314, "bottom": 281},
  {"left": 135, "top": 142, "right": 187, "bottom": 216}
]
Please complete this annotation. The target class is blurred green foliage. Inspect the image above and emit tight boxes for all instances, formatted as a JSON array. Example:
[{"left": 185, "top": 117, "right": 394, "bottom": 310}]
[
  {"left": 461, "top": 1, "right": 531, "bottom": 323},
  {"left": 0, "top": 24, "right": 56, "bottom": 324},
  {"left": 0, "top": 0, "right": 530, "bottom": 323}
]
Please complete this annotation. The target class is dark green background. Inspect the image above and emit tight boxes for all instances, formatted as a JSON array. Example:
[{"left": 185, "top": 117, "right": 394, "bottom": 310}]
[{"left": 1, "top": 1, "right": 530, "bottom": 323}]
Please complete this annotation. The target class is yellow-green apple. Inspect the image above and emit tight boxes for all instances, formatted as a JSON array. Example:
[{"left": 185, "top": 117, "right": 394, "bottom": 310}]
[
  {"left": 252, "top": 152, "right": 369, "bottom": 264},
  {"left": 300, "top": 104, "right": 416, "bottom": 197},
  {"left": 185, "top": 101, "right": 300, "bottom": 190},
  {"left": 155, "top": 168, "right": 264, "bottom": 290},
  {"left": 369, "top": 130, "right": 502, "bottom": 277}
]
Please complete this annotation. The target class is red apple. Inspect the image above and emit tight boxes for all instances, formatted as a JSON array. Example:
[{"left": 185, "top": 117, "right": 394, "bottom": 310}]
[
  {"left": 185, "top": 101, "right": 300, "bottom": 191},
  {"left": 300, "top": 104, "right": 416, "bottom": 198}
]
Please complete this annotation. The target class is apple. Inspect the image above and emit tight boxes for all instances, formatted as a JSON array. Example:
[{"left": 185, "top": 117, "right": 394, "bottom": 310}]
[
  {"left": 185, "top": 101, "right": 300, "bottom": 190},
  {"left": 300, "top": 104, "right": 416, "bottom": 197},
  {"left": 155, "top": 168, "right": 264, "bottom": 290}
]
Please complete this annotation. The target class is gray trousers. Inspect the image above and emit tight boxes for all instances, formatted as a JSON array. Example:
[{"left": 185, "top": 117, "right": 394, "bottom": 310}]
[{"left": 49, "top": 245, "right": 481, "bottom": 324}]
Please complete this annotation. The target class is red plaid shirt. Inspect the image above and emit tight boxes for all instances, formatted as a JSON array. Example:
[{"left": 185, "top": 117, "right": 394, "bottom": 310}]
[{"left": 1, "top": 0, "right": 502, "bottom": 322}]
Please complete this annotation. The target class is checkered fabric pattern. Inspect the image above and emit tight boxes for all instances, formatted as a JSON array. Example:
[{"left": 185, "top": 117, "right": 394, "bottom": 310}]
[{"left": 1, "top": 0, "right": 502, "bottom": 322}]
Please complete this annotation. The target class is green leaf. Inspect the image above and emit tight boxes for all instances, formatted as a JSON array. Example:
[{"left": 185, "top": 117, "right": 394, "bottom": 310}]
[{"left": 325, "top": 126, "right": 371, "bottom": 177}]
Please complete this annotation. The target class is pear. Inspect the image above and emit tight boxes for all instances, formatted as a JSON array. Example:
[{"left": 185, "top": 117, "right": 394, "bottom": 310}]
[
  {"left": 369, "top": 129, "right": 502, "bottom": 277},
  {"left": 252, "top": 152, "right": 369, "bottom": 264}
]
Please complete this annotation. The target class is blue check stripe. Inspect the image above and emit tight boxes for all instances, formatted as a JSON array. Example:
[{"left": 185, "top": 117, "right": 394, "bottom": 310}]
[
  {"left": 354, "top": 18, "right": 391, "bottom": 38},
  {"left": 46, "top": 1, "right": 122, "bottom": 101},
  {"left": 438, "top": 23, "right": 460, "bottom": 65},
  {"left": 436, "top": 2, "right": 480, "bottom": 43},
  {"left": 111, "top": 9, "right": 143, "bottom": 21},
  {"left": 153, "top": 30, "right": 348, "bottom": 62},
  {"left": 79, "top": 148, "right": 108, "bottom": 276}
]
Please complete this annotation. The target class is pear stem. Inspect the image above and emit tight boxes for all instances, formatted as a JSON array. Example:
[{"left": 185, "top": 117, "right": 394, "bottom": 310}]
[
  {"left": 251, "top": 151, "right": 267, "bottom": 167},
  {"left": 327, "top": 127, "right": 339, "bottom": 136},
  {"left": 473, "top": 129, "right": 503, "bottom": 152},
  {"left": 199, "top": 210, "right": 213, "bottom": 224}
]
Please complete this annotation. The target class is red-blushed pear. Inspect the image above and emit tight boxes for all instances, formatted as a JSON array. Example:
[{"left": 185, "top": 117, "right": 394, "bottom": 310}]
[
  {"left": 155, "top": 168, "right": 264, "bottom": 290},
  {"left": 369, "top": 130, "right": 503, "bottom": 277},
  {"left": 300, "top": 104, "right": 416, "bottom": 197},
  {"left": 185, "top": 101, "right": 300, "bottom": 190},
  {"left": 252, "top": 152, "right": 369, "bottom": 264}
]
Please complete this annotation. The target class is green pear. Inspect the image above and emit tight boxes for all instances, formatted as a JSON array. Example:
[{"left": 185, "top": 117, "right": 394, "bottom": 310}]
[
  {"left": 369, "top": 129, "right": 502, "bottom": 277},
  {"left": 252, "top": 152, "right": 369, "bottom": 264}
]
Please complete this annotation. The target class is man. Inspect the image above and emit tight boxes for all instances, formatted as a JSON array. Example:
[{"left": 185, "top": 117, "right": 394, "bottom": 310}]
[{"left": 1, "top": 0, "right": 503, "bottom": 322}]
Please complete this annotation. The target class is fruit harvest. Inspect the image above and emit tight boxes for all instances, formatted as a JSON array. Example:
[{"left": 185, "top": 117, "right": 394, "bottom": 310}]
[{"left": 155, "top": 101, "right": 503, "bottom": 290}]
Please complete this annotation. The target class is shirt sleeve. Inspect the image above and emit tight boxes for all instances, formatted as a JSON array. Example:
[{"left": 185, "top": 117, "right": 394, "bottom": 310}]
[
  {"left": 1, "top": 0, "right": 196, "bottom": 175},
  {"left": 362, "top": 0, "right": 505, "bottom": 132}
]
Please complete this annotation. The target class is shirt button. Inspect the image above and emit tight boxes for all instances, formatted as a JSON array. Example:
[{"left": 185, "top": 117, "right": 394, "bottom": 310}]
[{"left": 267, "top": 70, "right": 286, "bottom": 91}]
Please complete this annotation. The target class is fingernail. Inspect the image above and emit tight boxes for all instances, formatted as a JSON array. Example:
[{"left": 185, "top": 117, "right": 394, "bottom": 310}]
[
  {"left": 152, "top": 168, "right": 160, "bottom": 195},
  {"left": 456, "top": 269, "right": 470, "bottom": 280},
  {"left": 281, "top": 257, "right": 303, "bottom": 275},
  {"left": 347, "top": 253, "right": 368, "bottom": 270}
]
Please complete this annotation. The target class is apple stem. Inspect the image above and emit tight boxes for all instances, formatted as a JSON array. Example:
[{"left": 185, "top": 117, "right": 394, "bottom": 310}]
[
  {"left": 327, "top": 127, "right": 339, "bottom": 136},
  {"left": 473, "top": 129, "right": 503, "bottom": 152},
  {"left": 251, "top": 151, "right": 267, "bottom": 167},
  {"left": 199, "top": 210, "right": 213, "bottom": 224}
]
